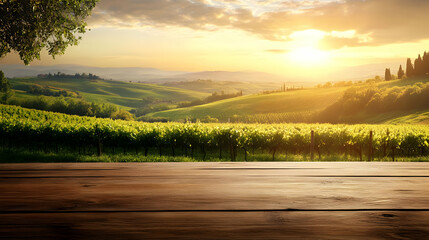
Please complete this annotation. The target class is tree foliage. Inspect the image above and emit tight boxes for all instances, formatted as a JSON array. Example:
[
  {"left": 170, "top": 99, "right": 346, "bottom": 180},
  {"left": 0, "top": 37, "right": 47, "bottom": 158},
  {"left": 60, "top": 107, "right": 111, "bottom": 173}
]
[
  {"left": 384, "top": 68, "right": 392, "bottom": 81},
  {"left": 0, "top": 0, "right": 98, "bottom": 64},
  {"left": 397, "top": 65, "right": 405, "bottom": 79},
  {"left": 0, "top": 70, "right": 13, "bottom": 103},
  {"left": 414, "top": 54, "right": 424, "bottom": 76},
  {"left": 406, "top": 58, "right": 414, "bottom": 78},
  {"left": 7, "top": 95, "right": 119, "bottom": 118},
  {"left": 399, "top": 52, "right": 429, "bottom": 79},
  {"left": 319, "top": 82, "right": 429, "bottom": 123}
]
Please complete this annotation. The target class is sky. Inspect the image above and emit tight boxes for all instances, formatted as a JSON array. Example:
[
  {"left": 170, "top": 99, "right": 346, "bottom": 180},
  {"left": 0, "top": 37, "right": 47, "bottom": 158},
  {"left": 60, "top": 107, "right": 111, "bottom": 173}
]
[{"left": 1, "top": 0, "right": 429, "bottom": 79}]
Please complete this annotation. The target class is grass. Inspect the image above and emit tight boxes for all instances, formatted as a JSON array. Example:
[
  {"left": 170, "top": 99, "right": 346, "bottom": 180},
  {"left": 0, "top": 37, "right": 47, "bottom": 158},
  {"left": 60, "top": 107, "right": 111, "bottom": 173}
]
[
  {"left": 150, "top": 77, "right": 429, "bottom": 123},
  {"left": 383, "top": 110, "right": 429, "bottom": 124},
  {"left": 377, "top": 76, "right": 429, "bottom": 88},
  {"left": 1, "top": 149, "right": 428, "bottom": 163},
  {"left": 349, "top": 110, "right": 429, "bottom": 124},
  {"left": 149, "top": 87, "right": 346, "bottom": 121},
  {"left": 9, "top": 77, "right": 209, "bottom": 109},
  {"left": 163, "top": 80, "right": 286, "bottom": 94}
]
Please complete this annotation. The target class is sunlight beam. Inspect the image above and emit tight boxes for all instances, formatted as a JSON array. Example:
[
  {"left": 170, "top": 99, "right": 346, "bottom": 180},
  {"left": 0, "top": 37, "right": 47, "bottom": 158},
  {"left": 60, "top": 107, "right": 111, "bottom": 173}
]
[{"left": 288, "top": 47, "right": 330, "bottom": 66}]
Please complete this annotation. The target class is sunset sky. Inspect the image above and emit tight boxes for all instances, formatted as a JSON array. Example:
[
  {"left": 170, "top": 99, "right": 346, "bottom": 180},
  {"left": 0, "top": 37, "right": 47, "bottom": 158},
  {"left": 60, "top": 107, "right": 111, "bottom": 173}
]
[{"left": 1, "top": 0, "right": 429, "bottom": 78}]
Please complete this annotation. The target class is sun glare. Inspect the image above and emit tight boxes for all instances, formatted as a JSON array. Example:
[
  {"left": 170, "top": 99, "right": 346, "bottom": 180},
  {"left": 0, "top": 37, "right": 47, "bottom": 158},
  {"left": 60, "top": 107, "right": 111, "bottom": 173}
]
[{"left": 288, "top": 47, "right": 330, "bottom": 66}]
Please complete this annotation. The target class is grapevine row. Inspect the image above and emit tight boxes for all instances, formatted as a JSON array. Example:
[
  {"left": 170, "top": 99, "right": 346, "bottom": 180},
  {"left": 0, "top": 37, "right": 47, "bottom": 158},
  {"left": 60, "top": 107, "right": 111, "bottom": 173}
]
[{"left": 1, "top": 105, "right": 428, "bottom": 160}]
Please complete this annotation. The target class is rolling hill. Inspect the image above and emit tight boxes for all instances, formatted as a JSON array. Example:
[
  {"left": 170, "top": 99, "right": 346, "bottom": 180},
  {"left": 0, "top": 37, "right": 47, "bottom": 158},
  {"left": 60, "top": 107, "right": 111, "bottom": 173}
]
[
  {"left": 163, "top": 79, "right": 292, "bottom": 94},
  {"left": 9, "top": 77, "right": 208, "bottom": 109},
  {"left": 150, "top": 77, "right": 429, "bottom": 124},
  {"left": 149, "top": 87, "right": 346, "bottom": 122}
]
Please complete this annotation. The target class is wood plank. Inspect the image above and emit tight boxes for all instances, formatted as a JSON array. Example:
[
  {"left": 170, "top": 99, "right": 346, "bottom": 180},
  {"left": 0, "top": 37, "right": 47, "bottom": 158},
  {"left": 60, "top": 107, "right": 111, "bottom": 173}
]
[
  {"left": 1, "top": 163, "right": 429, "bottom": 211},
  {"left": 1, "top": 162, "right": 429, "bottom": 239},
  {"left": 1, "top": 211, "right": 429, "bottom": 239}
]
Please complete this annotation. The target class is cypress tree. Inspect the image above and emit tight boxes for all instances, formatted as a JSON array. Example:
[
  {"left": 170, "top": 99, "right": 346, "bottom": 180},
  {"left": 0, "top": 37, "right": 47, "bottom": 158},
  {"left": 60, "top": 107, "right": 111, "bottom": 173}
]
[
  {"left": 385, "top": 68, "right": 392, "bottom": 81},
  {"left": 414, "top": 54, "right": 424, "bottom": 76},
  {"left": 397, "top": 65, "right": 405, "bottom": 79},
  {"left": 406, "top": 58, "right": 414, "bottom": 78},
  {"left": 423, "top": 51, "right": 429, "bottom": 76}
]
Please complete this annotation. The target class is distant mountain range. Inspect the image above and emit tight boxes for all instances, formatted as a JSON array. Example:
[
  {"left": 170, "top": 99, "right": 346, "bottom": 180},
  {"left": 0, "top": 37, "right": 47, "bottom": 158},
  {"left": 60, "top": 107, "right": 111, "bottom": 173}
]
[
  {"left": 0, "top": 64, "right": 184, "bottom": 82},
  {"left": 0, "top": 62, "right": 401, "bottom": 84},
  {"left": 0, "top": 64, "right": 298, "bottom": 84}
]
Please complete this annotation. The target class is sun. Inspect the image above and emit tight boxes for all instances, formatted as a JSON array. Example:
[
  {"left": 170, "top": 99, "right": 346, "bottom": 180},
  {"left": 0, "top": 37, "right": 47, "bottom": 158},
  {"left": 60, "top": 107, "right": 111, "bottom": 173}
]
[{"left": 288, "top": 47, "right": 330, "bottom": 66}]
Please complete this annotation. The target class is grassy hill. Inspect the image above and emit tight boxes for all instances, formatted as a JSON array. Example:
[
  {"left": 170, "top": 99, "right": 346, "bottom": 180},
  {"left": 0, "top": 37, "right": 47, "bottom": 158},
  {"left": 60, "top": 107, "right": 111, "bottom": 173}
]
[
  {"left": 9, "top": 77, "right": 209, "bottom": 109},
  {"left": 163, "top": 80, "right": 299, "bottom": 95},
  {"left": 362, "top": 111, "right": 429, "bottom": 125},
  {"left": 318, "top": 77, "right": 429, "bottom": 124},
  {"left": 384, "top": 111, "right": 429, "bottom": 124},
  {"left": 150, "top": 77, "right": 429, "bottom": 124},
  {"left": 364, "top": 78, "right": 429, "bottom": 124},
  {"left": 8, "top": 75, "right": 429, "bottom": 124},
  {"left": 149, "top": 87, "right": 346, "bottom": 122},
  {"left": 377, "top": 77, "right": 429, "bottom": 88}
]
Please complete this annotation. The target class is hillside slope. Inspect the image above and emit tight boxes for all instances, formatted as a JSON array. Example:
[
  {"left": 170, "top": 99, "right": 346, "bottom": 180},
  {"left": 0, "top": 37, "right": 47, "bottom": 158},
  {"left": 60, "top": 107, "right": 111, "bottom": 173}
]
[
  {"left": 149, "top": 87, "right": 346, "bottom": 121},
  {"left": 318, "top": 77, "right": 429, "bottom": 124},
  {"left": 163, "top": 80, "right": 286, "bottom": 94},
  {"left": 10, "top": 77, "right": 209, "bottom": 109},
  {"left": 151, "top": 77, "right": 429, "bottom": 124}
]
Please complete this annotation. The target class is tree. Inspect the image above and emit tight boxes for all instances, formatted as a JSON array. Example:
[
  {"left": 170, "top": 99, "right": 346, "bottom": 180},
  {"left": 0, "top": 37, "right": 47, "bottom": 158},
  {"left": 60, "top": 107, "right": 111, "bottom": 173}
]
[
  {"left": 0, "top": 0, "right": 98, "bottom": 65},
  {"left": 397, "top": 65, "right": 405, "bottom": 79},
  {"left": 414, "top": 54, "right": 424, "bottom": 76},
  {"left": 0, "top": 71, "right": 13, "bottom": 103},
  {"left": 111, "top": 110, "right": 134, "bottom": 121},
  {"left": 423, "top": 51, "right": 429, "bottom": 76},
  {"left": 385, "top": 68, "right": 392, "bottom": 81},
  {"left": 406, "top": 58, "right": 414, "bottom": 78}
]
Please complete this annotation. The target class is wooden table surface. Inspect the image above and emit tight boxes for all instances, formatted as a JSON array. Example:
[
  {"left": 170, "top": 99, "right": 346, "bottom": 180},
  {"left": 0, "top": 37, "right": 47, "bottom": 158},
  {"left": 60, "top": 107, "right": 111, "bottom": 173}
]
[{"left": 1, "top": 162, "right": 429, "bottom": 239}]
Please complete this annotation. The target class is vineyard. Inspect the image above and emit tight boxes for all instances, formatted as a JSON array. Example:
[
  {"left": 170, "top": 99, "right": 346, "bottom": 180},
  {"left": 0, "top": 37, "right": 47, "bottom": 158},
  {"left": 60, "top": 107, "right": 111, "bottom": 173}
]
[{"left": 1, "top": 104, "right": 428, "bottom": 161}]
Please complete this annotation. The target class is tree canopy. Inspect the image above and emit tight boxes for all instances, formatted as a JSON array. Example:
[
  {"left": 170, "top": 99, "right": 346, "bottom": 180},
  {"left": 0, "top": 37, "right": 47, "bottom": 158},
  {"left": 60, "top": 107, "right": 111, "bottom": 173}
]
[
  {"left": 0, "top": 0, "right": 98, "bottom": 65},
  {"left": 397, "top": 65, "right": 404, "bottom": 79},
  {"left": 384, "top": 68, "right": 392, "bottom": 81},
  {"left": 0, "top": 70, "right": 13, "bottom": 102}
]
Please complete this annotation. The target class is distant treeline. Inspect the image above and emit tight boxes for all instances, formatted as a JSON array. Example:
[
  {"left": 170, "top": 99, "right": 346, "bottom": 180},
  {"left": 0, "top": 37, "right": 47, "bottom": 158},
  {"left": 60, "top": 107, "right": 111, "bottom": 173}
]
[
  {"left": 258, "top": 84, "right": 306, "bottom": 95},
  {"left": 130, "top": 96, "right": 173, "bottom": 117},
  {"left": 317, "top": 81, "right": 355, "bottom": 88},
  {"left": 385, "top": 51, "right": 429, "bottom": 80},
  {"left": 37, "top": 72, "right": 102, "bottom": 80},
  {"left": 27, "top": 85, "right": 79, "bottom": 98},
  {"left": 319, "top": 82, "right": 429, "bottom": 123},
  {"left": 178, "top": 91, "right": 243, "bottom": 108},
  {"left": 7, "top": 96, "right": 132, "bottom": 120}
]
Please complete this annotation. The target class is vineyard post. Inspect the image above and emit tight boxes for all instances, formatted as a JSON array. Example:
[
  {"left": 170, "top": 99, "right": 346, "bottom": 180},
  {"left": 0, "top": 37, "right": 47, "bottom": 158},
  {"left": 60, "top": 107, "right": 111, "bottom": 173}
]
[
  {"left": 310, "top": 130, "right": 315, "bottom": 160},
  {"left": 97, "top": 138, "right": 102, "bottom": 157},
  {"left": 368, "top": 131, "right": 373, "bottom": 161}
]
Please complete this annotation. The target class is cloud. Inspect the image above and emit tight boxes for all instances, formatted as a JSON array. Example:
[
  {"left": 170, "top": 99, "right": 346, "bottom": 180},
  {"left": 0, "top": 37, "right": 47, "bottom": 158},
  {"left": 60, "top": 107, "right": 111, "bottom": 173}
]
[
  {"left": 89, "top": 0, "right": 234, "bottom": 29},
  {"left": 88, "top": 0, "right": 429, "bottom": 48},
  {"left": 266, "top": 49, "right": 288, "bottom": 54}
]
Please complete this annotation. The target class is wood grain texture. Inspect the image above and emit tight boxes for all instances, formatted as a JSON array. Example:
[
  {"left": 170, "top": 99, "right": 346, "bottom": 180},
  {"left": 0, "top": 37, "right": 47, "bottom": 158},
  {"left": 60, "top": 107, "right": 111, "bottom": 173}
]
[{"left": 1, "top": 162, "right": 429, "bottom": 239}]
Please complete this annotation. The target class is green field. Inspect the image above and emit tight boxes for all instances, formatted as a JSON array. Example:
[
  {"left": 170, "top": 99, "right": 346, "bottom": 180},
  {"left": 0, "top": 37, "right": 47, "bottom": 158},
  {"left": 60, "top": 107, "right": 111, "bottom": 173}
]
[
  {"left": 6, "top": 75, "right": 429, "bottom": 124},
  {"left": 150, "top": 77, "right": 429, "bottom": 123},
  {"left": 377, "top": 77, "right": 429, "bottom": 88},
  {"left": 9, "top": 77, "right": 209, "bottom": 109},
  {"left": 163, "top": 80, "right": 287, "bottom": 94},
  {"left": 149, "top": 87, "right": 346, "bottom": 121},
  {"left": 382, "top": 111, "right": 429, "bottom": 124}
]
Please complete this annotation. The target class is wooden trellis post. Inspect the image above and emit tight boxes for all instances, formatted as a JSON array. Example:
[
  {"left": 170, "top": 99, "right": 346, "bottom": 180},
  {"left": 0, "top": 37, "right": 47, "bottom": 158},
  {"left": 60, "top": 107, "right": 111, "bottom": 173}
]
[
  {"left": 368, "top": 131, "right": 373, "bottom": 161},
  {"left": 311, "top": 130, "right": 315, "bottom": 160}
]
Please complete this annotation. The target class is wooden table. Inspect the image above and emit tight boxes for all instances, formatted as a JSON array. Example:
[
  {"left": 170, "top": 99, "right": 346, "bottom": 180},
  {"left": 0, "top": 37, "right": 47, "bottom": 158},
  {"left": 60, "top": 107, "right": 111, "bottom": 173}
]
[{"left": 1, "top": 162, "right": 429, "bottom": 239}]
